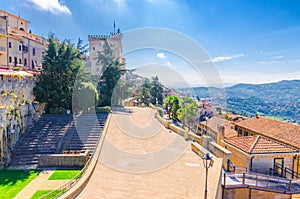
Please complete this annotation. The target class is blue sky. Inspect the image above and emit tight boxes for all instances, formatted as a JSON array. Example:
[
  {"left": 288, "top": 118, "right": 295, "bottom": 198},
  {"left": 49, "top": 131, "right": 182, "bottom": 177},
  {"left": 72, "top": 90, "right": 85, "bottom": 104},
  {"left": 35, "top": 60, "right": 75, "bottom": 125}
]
[{"left": 1, "top": 0, "right": 300, "bottom": 86}]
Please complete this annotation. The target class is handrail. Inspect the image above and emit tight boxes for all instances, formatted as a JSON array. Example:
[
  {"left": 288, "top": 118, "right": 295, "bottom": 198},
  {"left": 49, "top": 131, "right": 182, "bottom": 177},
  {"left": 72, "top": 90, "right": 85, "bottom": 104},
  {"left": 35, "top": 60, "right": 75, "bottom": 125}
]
[
  {"left": 285, "top": 167, "right": 300, "bottom": 179},
  {"left": 223, "top": 171, "right": 300, "bottom": 193}
]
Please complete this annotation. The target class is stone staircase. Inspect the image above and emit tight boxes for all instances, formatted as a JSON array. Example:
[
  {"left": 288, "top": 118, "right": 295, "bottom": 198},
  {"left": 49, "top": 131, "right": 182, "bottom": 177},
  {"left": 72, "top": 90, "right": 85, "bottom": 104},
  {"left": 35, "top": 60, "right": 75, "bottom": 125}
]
[
  {"left": 9, "top": 113, "right": 108, "bottom": 166},
  {"left": 63, "top": 114, "right": 107, "bottom": 153},
  {"left": 10, "top": 114, "right": 73, "bottom": 166}
]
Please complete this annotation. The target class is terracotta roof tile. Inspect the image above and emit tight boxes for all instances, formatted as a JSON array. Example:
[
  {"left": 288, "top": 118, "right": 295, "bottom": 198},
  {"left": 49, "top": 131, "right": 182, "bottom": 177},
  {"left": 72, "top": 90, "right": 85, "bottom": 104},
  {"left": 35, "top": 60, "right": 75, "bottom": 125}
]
[
  {"left": 200, "top": 116, "right": 238, "bottom": 139},
  {"left": 224, "top": 135, "right": 298, "bottom": 154},
  {"left": 235, "top": 116, "right": 300, "bottom": 149}
]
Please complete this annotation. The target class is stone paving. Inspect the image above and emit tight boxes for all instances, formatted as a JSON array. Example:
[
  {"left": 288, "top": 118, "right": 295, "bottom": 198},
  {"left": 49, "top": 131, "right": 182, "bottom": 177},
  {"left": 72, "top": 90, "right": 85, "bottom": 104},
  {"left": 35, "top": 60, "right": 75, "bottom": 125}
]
[
  {"left": 14, "top": 170, "right": 69, "bottom": 199},
  {"left": 77, "top": 107, "right": 223, "bottom": 199}
]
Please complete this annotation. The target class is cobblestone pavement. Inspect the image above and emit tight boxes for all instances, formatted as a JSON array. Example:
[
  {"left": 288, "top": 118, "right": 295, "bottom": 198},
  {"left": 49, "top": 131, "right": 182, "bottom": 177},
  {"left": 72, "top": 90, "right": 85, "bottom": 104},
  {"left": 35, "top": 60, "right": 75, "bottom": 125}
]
[{"left": 77, "top": 107, "right": 223, "bottom": 199}]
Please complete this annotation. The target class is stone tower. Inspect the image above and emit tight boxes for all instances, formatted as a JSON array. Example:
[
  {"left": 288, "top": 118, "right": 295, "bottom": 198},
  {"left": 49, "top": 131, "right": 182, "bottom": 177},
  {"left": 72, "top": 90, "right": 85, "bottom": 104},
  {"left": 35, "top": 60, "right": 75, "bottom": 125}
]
[{"left": 88, "top": 32, "right": 124, "bottom": 75}]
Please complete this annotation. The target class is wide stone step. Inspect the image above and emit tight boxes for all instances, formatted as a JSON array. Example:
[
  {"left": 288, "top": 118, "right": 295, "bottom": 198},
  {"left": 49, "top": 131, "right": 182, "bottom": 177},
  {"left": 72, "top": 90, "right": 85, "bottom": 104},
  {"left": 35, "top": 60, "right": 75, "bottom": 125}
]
[{"left": 10, "top": 113, "right": 107, "bottom": 166}]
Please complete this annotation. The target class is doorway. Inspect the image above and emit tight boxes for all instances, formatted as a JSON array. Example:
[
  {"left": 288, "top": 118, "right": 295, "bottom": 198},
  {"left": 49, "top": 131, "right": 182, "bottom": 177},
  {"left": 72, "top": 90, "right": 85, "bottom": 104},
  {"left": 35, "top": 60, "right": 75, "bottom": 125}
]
[{"left": 274, "top": 158, "right": 284, "bottom": 176}]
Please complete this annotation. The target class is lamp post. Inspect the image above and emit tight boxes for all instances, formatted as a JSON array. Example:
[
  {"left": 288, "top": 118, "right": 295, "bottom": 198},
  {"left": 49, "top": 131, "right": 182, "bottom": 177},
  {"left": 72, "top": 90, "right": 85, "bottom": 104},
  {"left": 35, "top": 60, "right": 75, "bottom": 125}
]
[
  {"left": 205, "top": 116, "right": 208, "bottom": 135},
  {"left": 202, "top": 153, "right": 213, "bottom": 199}
]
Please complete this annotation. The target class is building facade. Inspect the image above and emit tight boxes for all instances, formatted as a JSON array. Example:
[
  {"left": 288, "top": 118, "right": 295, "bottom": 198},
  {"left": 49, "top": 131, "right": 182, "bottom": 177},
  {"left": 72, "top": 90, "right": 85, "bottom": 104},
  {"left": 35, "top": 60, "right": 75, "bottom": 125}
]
[
  {"left": 222, "top": 135, "right": 299, "bottom": 176},
  {"left": 235, "top": 115, "right": 300, "bottom": 176},
  {"left": 0, "top": 9, "right": 46, "bottom": 70},
  {"left": 0, "top": 10, "right": 45, "bottom": 166}
]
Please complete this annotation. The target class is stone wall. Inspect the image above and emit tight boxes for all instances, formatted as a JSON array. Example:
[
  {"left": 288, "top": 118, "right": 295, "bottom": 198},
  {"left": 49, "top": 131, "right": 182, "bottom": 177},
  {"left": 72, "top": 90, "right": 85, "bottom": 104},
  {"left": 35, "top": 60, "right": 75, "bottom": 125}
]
[
  {"left": 208, "top": 141, "right": 231, "bottom": 169},
  {"left": 0, "top": 74, "right": 42, "bottom": 165},
  {"left": 38, "top": 151, "right": 89, "bottom": 167},
  {"left": 154, "top": 106, "right": 232, "bottom": 169}
]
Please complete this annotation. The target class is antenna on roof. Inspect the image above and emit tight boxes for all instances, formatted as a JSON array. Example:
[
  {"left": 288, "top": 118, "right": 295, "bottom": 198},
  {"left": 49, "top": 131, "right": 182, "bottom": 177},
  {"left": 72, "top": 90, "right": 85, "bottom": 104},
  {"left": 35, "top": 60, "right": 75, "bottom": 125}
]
[{"left": 113, "top": 20, "right": 116, "bottom": 34}]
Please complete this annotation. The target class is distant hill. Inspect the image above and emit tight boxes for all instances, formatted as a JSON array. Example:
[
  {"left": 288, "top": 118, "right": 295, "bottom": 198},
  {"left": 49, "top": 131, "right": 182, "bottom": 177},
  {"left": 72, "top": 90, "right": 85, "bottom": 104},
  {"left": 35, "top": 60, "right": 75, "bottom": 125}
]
[{"left": 184, "top": 80, "right": 300, "bottom": 124}]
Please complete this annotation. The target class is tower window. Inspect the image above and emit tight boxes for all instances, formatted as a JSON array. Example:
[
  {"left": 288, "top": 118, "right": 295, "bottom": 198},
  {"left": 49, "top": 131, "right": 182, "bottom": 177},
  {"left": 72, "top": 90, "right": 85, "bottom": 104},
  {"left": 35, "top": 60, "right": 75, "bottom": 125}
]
[
  {"left": 9, "top": 56, "right": 12, "bottom": 63},
  {"left": 8, "top": 42, "right": 11, "bottom": 48},
  {"left": 19, "top": 45, "right": 21, "bottom": 51},
  {"left": 32, "top": 48, "right": 36, "bottom": 55}
]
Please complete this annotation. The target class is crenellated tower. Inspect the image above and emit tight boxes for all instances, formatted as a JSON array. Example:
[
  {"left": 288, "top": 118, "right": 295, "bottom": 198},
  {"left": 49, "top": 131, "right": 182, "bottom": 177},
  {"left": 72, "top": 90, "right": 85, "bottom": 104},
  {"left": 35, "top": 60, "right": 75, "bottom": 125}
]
[{"left": 88, "top": 29, "right": 124, "bottom": 74}]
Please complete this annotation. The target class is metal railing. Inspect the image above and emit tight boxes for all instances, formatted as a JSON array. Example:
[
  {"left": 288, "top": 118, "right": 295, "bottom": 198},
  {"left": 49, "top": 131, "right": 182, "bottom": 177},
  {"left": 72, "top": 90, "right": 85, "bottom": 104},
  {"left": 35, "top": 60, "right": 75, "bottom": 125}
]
[
  {"left": 223, "top": 171, "right": 300, "bottom": 194},
  {"left": 285, "top": 167, "right": 300, "bottom": 179}
]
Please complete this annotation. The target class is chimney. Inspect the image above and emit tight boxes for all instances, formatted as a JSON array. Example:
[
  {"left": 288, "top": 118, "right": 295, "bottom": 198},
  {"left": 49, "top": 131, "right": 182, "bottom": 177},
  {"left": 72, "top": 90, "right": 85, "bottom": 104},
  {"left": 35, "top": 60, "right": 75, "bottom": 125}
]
[{"left": 256, "top": 113, "right": 259, "bottom": 119}]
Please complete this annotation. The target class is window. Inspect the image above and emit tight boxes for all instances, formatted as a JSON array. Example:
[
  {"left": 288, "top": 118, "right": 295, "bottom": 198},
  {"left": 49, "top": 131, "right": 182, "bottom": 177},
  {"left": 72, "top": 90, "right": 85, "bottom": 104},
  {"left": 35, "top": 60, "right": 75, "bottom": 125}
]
[
  {"left": 93, "top": 47, "right": 95, "bottom": 50},
  {"left": 8, "top": 42, "right": 11, "bottom": 48},
  {"left": 19, "top": 58, "right": 22, "bottom": 64},
  {"left": 9, "top": 56, "right": 12, "bottom": 63},
  {"left": 32, "top": 48, "right": 36, "bottom": 55},
  {"left": 24, "top": 58, "right": 27, "bottom": 66},
  {"left": 238, "top": 129, "right": 242, "bottom": 136},
  {"left": 244, "top": 131, "right": 248, "bottom": 136},
  {"left": 32, "top": 60, "right": 34, "bottom": 69},
  {"left": 19, "top": 45, "right": 21, "bottom": 51},
  {"left": 14, "top": 57, "right": 17, "bottom": 66}
]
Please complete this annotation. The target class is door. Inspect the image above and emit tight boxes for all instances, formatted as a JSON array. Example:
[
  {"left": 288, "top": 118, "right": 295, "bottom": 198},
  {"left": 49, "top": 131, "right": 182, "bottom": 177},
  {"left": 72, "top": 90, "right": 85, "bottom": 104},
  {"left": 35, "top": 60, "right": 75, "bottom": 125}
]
[{"left": 274, "top": 158, "right": 284, "bottom": 176}]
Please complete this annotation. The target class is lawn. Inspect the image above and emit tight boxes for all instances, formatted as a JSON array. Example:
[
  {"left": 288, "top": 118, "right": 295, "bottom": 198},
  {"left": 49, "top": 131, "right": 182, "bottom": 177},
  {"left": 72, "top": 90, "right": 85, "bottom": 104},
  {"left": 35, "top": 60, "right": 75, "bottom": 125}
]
[
  {"left": 30, "top": 190, "right": 61, "bottom": 199},
  {"left": 48, "top": 169, "right": 81, "bottom": 180},
  {"left": 0, "top": 169, "right": 40, "bottom": 199}
]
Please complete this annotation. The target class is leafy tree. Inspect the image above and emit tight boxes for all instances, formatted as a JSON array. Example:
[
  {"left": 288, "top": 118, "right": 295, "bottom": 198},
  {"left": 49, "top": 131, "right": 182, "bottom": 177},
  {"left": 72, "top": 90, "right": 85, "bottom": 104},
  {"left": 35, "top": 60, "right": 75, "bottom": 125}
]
[
  {"left": 150, "top": 75, "right": 164, "bottom": 106},
  {"left": 73, "top": 82, "right": 98, "bottom": 113},
  {"left": 76, "top": 38, "right": 89, "bottom": 57},
  {"left": 177, "top": 97, "right": 198, "bottom": 130},
  {"left": 33, "top": 34, "right": 89, "bottom": 113},
  {"left": 164, "top": 96, "right": 180, "bottom": 119},
  {"left": 138, "top": 78, "right": 152, "bottom": 106},
  {"left": 111, "top": 79, "right": 134, "bottom": 106},
  {"left": 96, "top": 39, "right": 126, "bottom": 106}
]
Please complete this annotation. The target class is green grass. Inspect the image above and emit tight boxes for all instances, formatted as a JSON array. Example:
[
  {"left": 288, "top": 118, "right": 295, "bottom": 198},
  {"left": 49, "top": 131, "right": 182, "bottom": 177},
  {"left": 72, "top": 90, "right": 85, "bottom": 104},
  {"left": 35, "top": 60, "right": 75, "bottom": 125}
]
[
  {"left": 0, "top": 169, "right": 40, "bottom": 199},
  {"left": 30, "top": 190, "right": 61, "bottom": 199},
  {"left": 48, "top": 169, "right": 81, "bottom": 180}
]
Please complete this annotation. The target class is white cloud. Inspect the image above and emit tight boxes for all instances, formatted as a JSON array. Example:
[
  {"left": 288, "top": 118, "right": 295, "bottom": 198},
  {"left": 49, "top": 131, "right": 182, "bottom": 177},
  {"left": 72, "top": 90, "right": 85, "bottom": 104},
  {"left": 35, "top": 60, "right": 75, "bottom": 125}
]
[
  {"left": 258, "top": 60, "right": 280, "bottom": 64},
  {"left": 28, "top": 0, "right": 71, "bottom": 15},
  {"left": 256, "top": 50, "right": 264, "bottom": 54},
  {"left": 207, "top": 54, "right": 244, "bottom": 63},
  {"left": 114, "top": 0, "right": 126, "bottom": 10},
  {"left": 167, "top": 61, "right": 172, "bottom": 66},
  {"left": 272, "top": 55, "right": 284, "bottom": 59},
  {"left": 156, "top": 52, "right": 167, "bottom": 59}
]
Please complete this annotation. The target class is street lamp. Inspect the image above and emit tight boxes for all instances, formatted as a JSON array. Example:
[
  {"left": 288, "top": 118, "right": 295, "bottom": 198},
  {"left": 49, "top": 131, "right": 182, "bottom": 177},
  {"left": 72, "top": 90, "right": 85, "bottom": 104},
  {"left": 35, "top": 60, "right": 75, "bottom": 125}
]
[
  {"left": 202, "top": 153, "right": 214, "bottom": 199},
  {"left": 205, "top": 116, "right": 208, "bottom": 135}
]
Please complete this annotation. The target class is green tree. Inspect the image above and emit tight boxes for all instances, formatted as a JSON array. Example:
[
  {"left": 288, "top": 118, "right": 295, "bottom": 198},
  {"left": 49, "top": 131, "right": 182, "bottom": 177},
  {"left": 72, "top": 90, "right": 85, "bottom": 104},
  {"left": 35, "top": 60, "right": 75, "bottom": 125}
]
[
  {"left": 33, "top": 34, "right": 89, "bottom": 113},
  {"left": 177, "top": 97, "right": 198, "bottom": 131},
  {"left": 96, "top": 39, "right": 126, "bottom": 106},
  {"left": 73, "top": 82, "right": 98, "bottom": 113},
  {"left": 138, "top": 78, "right": 152, "bottom": 106},
  {"left": 150, "top": 75, "right": 164, "bottom": 106},
  {"left": 164, "top": 96, "right": 180, "bottom": 119}
]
